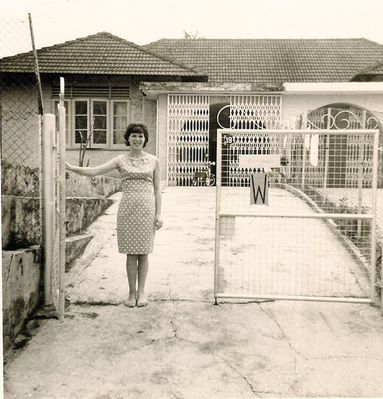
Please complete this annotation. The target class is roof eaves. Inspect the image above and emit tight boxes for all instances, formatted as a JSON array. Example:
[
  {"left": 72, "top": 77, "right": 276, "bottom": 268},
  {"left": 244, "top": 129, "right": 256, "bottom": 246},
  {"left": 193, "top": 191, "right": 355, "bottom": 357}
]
[{"left": 0, "top": 32, "right": 207, "bottom": 78}]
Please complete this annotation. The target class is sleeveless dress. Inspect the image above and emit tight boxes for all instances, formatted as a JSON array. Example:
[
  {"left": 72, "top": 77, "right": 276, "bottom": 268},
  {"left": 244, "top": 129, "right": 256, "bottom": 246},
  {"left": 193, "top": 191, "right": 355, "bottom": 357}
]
[{"left": 117, "top": 153, "right": 157, "bottom": 254}]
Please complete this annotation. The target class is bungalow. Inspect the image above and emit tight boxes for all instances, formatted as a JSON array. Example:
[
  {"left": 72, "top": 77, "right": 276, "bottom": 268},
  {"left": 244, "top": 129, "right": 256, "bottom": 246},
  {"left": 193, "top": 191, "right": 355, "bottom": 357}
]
[{"left": 1, "top": 33, "right": 383, "bottom": 186}]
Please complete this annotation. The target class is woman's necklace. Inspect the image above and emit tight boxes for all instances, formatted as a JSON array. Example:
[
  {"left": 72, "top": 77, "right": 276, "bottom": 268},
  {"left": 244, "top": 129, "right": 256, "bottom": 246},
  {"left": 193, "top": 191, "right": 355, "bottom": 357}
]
[{"left": 128, "top": 151, "right": 145, "bottom": 167}]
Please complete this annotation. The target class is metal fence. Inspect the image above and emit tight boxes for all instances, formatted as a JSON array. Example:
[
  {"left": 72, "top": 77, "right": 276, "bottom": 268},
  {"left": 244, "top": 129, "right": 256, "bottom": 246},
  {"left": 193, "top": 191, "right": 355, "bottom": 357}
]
[
  {"left": 1, "top": 17, "right": 42, "bottom": 254},
  {"left": 215, "top": 128, "right": 380, "bottom": 304},
  {"left": 0, "top": 17, "right": 40, "bottom": 169}
]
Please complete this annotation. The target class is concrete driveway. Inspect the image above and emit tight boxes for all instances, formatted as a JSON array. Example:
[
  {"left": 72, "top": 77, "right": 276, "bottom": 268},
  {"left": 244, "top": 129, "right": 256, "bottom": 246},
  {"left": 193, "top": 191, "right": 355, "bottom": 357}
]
[{"left": 4, "top": 187, "right": 383, "bottom": 399}]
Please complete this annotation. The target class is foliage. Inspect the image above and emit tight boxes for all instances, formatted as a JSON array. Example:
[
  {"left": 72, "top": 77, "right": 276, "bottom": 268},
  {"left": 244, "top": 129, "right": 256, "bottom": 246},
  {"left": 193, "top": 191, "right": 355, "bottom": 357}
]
[
  {"left": 183, "top": 30, "right": 204, "bottom": 39},
  {"left": 77, "top": 129, "right": 93, "bottom": 167}
]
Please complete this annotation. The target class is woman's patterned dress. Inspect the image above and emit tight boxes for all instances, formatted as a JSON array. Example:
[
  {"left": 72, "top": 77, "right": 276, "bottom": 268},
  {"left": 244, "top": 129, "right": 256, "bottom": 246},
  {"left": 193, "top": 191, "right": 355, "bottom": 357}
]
[{"left": 117, "top": 153, "right": 157, "bottom": 254}]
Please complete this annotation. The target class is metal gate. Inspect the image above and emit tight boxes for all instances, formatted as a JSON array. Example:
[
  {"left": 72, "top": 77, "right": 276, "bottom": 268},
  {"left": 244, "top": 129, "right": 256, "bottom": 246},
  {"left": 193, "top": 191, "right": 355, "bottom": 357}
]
[{"left": 214, "top": 127, "right": 379, "bottom": 303}]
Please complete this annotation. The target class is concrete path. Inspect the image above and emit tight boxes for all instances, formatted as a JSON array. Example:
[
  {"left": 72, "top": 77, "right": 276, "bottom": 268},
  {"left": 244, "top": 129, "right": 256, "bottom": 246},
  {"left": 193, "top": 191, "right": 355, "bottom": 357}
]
[{"left": 4, "top": 187, "right": 383, "bottom": 399}]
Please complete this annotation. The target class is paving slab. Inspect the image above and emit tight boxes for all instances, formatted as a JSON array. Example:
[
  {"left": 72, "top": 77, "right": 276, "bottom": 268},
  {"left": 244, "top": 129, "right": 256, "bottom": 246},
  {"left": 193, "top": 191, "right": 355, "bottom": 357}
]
[{"left": 4, "top": 187, "right": 383, "bottom": 399}]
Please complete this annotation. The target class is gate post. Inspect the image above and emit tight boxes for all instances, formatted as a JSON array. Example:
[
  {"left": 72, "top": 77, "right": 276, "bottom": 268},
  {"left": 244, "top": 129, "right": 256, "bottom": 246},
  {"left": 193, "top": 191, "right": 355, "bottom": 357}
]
[
  {"left": 41, "top": 113, "right": 56, "bottom": 305},
  {"left": 371, "top": 129, "right": 379, "bottom": 305},
  {"left": 57, "top": 77, "right": 66, "bottom": 321}
]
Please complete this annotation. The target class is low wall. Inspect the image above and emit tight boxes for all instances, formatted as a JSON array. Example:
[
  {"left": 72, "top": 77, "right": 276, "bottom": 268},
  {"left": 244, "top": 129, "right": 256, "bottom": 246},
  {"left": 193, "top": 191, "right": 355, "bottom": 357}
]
[
  {"left": 1, "top": 161, "right": 121, "bottom": 198},
  {"left": 2, "top": 196, "right": 114, "bottom": 250},
  {"left": 2, "top": 246, "right": 41, "bottom": 357}
]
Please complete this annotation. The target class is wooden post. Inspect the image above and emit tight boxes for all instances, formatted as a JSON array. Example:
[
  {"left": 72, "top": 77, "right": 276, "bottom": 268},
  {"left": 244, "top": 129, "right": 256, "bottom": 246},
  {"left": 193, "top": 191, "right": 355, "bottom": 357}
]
[{"left": 42, "top": 114, "right": 56, "bottom": 305}]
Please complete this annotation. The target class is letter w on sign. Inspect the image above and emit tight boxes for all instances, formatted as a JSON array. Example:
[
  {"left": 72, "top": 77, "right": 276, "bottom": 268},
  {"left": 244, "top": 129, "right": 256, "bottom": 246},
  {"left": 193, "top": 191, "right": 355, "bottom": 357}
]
[{"left": 250, "top": 173, "right": 269, "bottom": 205}]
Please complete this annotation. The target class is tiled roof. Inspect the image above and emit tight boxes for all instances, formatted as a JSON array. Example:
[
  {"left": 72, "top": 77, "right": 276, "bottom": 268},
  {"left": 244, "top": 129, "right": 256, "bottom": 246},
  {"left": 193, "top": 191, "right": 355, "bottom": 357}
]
[
  {"left": 144, "top": 38, "right": 383, "bottom": 84},
  {"left": 0, "top": 32, "right": 206, "bottom": 78},
  {"left": 353, "top": 61, "right": 383, "bottom": 76}
]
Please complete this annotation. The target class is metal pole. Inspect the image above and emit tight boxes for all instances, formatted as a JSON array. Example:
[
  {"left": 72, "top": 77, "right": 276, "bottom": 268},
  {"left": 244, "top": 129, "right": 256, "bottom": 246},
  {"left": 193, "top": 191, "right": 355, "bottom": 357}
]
[
  {"left": 370, "top": 130, "right": 379, "bottom": 304},
  {"left": 323, "top": 107, "right": 331, "bottom": 188},
  {"left": 58, "top": 77, "right": 66, "bottom": 321},
  {"left": 301, "top": 112, "right": 307, "bottom": 189},
  {"left": 357, "top": 111, "right": 367, "bottom": 238},
  {"left": 214, "top": 130, "right": 223, "bottom": 304}
]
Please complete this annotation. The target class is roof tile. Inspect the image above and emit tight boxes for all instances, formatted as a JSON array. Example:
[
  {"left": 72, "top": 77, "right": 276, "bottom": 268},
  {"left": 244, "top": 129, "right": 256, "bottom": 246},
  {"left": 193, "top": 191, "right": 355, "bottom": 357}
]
[
  {"left": 0, "top": 32, "right": 205, "bottom": 78},
  {"left": 145, "top": 38, "right": 383, "bottom": 83}
]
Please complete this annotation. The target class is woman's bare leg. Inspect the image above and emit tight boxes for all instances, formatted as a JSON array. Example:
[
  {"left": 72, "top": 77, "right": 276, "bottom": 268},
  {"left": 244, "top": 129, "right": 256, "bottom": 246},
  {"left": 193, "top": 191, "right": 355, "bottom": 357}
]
[
  {"left": 126, "top": 255, "right": 138, "bottom": 306},
  {"left": 137, "top": 255, "right": 149, "bottom": 307}
]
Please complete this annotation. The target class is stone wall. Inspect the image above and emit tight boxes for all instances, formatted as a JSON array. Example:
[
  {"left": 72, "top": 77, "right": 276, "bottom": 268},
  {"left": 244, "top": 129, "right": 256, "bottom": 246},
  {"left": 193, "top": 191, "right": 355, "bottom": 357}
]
[
  {"left": 2, "top": 246, "right": 41, "bottom": 356},
  {"left": 2, "top": 195, "right": 114, "bottom": 250}
]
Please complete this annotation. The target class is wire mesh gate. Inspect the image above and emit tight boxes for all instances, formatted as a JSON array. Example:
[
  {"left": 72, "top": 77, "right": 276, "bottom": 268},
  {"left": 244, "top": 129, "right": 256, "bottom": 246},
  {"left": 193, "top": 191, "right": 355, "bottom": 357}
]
[{"left": 214, "top": 128, "right": 379, "bottom": 303}]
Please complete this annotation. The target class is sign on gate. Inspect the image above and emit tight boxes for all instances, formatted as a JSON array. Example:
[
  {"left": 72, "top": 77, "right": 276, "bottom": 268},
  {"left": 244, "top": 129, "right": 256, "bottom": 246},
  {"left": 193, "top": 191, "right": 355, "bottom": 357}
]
[
  {"left": 239, "top": 154, "right": 281, "bottom": 170},
  {"left": 250, "top": 173, "right": 269, "bottom": 205}
]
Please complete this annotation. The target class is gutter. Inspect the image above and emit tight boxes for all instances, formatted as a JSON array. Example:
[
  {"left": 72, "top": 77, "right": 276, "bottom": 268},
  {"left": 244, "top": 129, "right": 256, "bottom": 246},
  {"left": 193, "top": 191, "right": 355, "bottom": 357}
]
[{"left": 283, "top": 82, "right": 383, "bottom": 94}]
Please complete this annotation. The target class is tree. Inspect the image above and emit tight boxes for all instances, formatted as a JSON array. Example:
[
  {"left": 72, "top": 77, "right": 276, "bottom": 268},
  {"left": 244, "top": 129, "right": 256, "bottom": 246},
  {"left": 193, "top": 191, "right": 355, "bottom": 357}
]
[{"left": 183, "top": 30, "right": 204, "bottom": 39}]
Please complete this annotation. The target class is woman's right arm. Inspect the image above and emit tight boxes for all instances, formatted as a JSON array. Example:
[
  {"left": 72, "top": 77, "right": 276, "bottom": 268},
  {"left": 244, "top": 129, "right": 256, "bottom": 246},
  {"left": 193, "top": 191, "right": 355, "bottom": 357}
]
[{"left": 66, "top": 156, "right": 120, "bottom": 177}]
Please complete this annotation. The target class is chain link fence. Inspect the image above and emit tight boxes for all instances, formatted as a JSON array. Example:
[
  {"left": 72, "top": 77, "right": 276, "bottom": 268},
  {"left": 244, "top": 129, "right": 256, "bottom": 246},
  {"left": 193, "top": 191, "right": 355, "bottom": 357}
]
[
  {"left": 1, "top": 17, "right": 40, "bottom": 168},
  {"left": 1, "top": 17, "right": 41, "bottom": 250}
]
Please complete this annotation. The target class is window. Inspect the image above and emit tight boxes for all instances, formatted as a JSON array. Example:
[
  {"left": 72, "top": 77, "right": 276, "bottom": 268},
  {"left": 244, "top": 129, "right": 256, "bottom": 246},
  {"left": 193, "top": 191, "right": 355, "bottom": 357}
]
[
  {"left": 91, "top": 100, "right": 108, "bottom": 146},
  {"left": 112, "top": 101, "right": 129, "bottom": 145},
  {"left": 74, "top": 100, "right": 89, "bottom": 145},
  {"left": 56, "top": 98, "right": 130, "bottom": 148}
]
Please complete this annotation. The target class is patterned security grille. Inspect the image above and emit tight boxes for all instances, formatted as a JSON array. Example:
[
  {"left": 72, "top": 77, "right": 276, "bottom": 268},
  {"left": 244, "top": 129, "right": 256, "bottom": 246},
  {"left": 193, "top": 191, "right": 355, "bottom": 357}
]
[
  {"left": 230, "top": 95, "right": 282, "bottom": 130},
  {"left": 305, "top": 105, "right": 380, "bottom": 188},
  {"left": 167, "top": 94, "right": 282, "bottom": 186},
  {"left": 167, "top": 94, "right": 209, "bottom": 186}
]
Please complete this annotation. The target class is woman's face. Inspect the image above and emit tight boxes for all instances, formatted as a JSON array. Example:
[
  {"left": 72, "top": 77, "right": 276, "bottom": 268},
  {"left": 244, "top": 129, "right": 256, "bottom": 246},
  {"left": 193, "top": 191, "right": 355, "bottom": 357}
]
[{"left": 128, "top": 132, "right": 145, "bottom": 149}]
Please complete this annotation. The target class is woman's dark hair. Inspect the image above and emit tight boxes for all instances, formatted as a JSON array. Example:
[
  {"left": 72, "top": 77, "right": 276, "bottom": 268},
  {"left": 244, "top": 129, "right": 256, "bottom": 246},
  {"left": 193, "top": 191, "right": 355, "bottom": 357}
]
[{"left": 124, "top": 123, "right": 149, "bottom": 147}]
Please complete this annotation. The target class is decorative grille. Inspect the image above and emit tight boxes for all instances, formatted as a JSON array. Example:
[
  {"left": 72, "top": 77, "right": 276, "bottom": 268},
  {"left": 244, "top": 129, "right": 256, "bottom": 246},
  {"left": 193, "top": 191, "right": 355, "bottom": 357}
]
[
  {"left": 167, "top": 94, "right": 210, "bottom": 186},
  {"left": 306, "top": 106, "right": 380, "bottom": 188},
  {"left": 229, "top": 95, "right": 282, "bottom": 130}
]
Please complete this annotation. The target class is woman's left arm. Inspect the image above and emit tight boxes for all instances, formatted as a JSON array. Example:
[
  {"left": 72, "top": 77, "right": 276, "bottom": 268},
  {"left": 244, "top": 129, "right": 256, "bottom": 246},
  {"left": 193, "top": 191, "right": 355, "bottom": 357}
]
[{"left": 153, "top": 157, "right": 163, "bottom": 230}]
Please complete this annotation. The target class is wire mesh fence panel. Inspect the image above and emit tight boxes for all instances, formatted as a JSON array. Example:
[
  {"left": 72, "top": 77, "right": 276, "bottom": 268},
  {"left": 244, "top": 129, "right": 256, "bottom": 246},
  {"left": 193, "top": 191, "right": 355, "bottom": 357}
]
[
  {"left": 0, "top": 17, "right": 40, "bottom": 169},
  {"left": 215, "top": 128, "right": 379, "bottom": 302},
  {"left": 1, "top": 17, "right": 42, "bottom": 258}
]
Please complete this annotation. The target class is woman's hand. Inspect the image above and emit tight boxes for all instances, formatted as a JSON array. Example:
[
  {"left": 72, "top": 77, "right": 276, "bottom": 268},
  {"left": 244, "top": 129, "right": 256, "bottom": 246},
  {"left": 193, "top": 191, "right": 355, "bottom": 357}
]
[
  {"left": 65, "top": 162, "right": 74, "bottom": 171},
  {"left": 154, "top": 215, "right": 163, "bottom": 230}
]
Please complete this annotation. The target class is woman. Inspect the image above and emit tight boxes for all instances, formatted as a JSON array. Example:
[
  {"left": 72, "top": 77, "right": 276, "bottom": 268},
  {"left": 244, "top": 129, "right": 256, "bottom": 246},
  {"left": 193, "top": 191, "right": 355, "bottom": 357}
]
[{"left": 66, "top": 123, "right": 163, "bottom": 307}]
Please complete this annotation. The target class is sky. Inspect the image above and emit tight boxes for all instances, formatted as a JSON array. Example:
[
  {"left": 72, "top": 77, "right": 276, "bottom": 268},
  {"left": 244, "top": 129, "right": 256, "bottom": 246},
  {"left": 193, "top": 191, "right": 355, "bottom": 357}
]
[{"left": 1, "top": 0, "right": 383, "bottom": 57}]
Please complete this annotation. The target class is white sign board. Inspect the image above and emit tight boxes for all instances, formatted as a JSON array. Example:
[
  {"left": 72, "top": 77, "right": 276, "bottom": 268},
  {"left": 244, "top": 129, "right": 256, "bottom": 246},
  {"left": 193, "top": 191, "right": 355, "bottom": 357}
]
[
  {"left": 250, "top": 173, "right": 269, "bottom": 205},
  {"left": 239, "top": 154, "right": 281, "bottom": 170}
]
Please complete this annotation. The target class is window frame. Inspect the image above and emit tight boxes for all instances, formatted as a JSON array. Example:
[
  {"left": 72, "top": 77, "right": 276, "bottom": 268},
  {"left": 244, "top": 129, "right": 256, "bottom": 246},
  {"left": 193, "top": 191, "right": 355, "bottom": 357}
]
[
  {"left": 111, "top": 100, "right": 130, "bottom": 148},
  {"left": 51, "top": 97, "right": 131, "bottom": 149},
  {"left": 90, "top": 98, "right": 109, "bottom": 148},
  {"left": 73, "top": 98, "right": 90, "bottom": 148}
]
